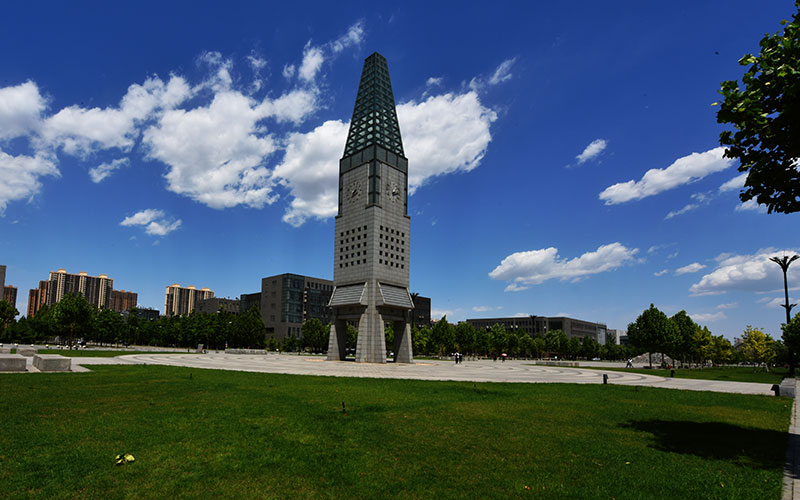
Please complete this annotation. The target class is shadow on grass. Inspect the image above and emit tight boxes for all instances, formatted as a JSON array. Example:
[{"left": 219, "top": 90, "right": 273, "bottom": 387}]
[{"left": 621, "top": 419, "right": 787, "bottom": 471}]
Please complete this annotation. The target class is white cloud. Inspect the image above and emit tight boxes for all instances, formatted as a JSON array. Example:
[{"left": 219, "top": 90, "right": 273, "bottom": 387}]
[
  {"left": 89, "top": 158, "right": 130, "bottom": 183},
  {"left": 665, "top": 203, "right": 698, "bottom": 219},
  {"left": 512, "top": 312, "right": 529, "bottom": 318},
  {"left": 0, "top": 150, "right": 59, "bottom": 215},
  {"left": 299, "top": 45, "right": 324, "bottom": 82},
  {"left": 143, "top": 91, "right": 278, "bottom": 209},
  {"left": 0, "top": 81, "right": 46, "bottom": 140},
  {"left": 120, "top": 208, "right": 163, "bottom": 226},
  {"left": 120, "top": 209, "right": 181, "bottom": 236},
  {"left": 426, "top": 77, "right": 443, "bottom": 87},
  {"left": 654, "top": 269, "right": 668, "bottom": 277},
  {"left": 689, "top": 248, "right": 800, "bottom": 296},
  {"left": 763, "top": 297, "right": 797, "bottom": 309},
  {"left": 247, "top": 54, "right": 267, "bottom": 71},
  {"left": 271, "top": 120, "right": 348, "bottom": 226},
  {"left": 689, "top": 311, "right": 726, "bottom": 323},
  {"left": 719, "top": 172, "right": 747, "bottom": 192},
  {"left": 735, "top": 199, "right": 767, "bottom": 213},
  {"left": 576, "top": 139, "right": 608, "bottom": 164},
  {"left": 255, "top": 89, "right": 317, "bottom": 125},
  {"left": 488, "top": 58, "right": 516, "bottom": 85},
  {"left": 40, "top": 76, "right": 192, "bottom": 157},
  {"left": 473, "top": 305, "right": 503, "bottom": 312},
  {"left": 599, "top": 147, "right": 734, "bottom": 205},
  {"left": 489, "top": 242, "right": 639, "bottom": 291},
  {"left": 282, "top": 64, "right": 296, "bottom": 79},
  {"left": 675, "top": 262, "right": 706, "bottom": 275},
  {"left": 717, "top": 302, "right": 738, "bottom": 310},
  {"left": 330, "top": 21, "right": 364, "bottom": 53},
  {"left": 399, "top": 91, "right": 496, "bottom": 192}
]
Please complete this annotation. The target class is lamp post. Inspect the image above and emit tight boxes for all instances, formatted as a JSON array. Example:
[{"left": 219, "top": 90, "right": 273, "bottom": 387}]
[{"left": 770, "top": 254, "right": 799, "bottom": 375}]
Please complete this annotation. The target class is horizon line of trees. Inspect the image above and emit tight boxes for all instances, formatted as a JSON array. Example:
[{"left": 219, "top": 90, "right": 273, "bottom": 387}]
[{"left": 3, "top": 295, "right": 799, "bottom": 367}]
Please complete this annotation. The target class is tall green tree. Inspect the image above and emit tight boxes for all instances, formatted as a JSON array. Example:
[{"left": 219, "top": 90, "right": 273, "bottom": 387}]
[
  {"left": 716, "top": 2, "right": 800, "bottom": 214},
  {"left": 52, "top": 293, "right": 94, "bottom": 348},
  {"left": 739, "top": 325, "right": 777, "bottom": 370},
  {"left": 544, "top": 329, "right": 568, "bottom": 357},
  {"left": 302, "top": 317, "right": 328, "bottom": 353},
  {"left": 93, "top": 308, "right": 124, "bottom": 346},
  {"left": 430, "top": 316, "right": 455, "bottom": 356},
  {"left": 670, "top": 311, "right": 698, "bottom": 366},
  {"left": 0, "top": 300, "right": 18, "bottom": 335},
  {"left": 627, "top": 304, "right": 678, "bottom": 369},
  {"left": 691, "top": 325, "right": 714, "bottom": 366},
  {"left": 782, "top": 312, "right": 800, "bottom": 361},
  {"left": 454, "top": 322, "right": 477, "bottom": 355}
]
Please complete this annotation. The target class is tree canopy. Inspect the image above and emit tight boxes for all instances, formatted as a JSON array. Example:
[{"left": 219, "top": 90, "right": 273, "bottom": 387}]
[
  {"left": 716, "top": 2, "right": 800, "bottom": 213},
  {"left": 627, "top": 304, "right": 678, "bottom": 368}
]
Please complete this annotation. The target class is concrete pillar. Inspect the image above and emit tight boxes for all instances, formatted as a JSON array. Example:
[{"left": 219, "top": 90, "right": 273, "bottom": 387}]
[
  {"left": 326, "top": 317, "right": 347, "bottom": 361},
  {"left": 355, "top": 282, "right": 386, "bottom": 363},
  {"left": 393, "top": 315, "right": 413, "bottom": 363}
]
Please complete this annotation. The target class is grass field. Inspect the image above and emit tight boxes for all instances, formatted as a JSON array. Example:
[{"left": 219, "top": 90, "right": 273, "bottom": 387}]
[
  {"left": 583, "top": 365, "right": 789, "bottom": 385},
  {"left": 0, "top": 365, "right": 791, "bottom": 499}
]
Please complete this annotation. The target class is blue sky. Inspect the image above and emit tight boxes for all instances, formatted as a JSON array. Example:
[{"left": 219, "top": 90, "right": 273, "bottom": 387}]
[{"left": 1, "top": 1, "right": 799, "bottom": 339}]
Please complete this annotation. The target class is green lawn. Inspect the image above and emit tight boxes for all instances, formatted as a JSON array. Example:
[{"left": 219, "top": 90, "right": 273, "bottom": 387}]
[
  {"left": 583, "top": 365, "right": 789, "bottom": 385},
  {"left": 0, "top": 365, "right": 791, "bottom": 499}
]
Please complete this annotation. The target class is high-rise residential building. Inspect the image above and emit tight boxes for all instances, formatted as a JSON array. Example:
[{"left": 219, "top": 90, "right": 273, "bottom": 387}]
[
  {"left": 3, "top": 286, "right": 17, "bottom": 308},
  {"left": 0, "top": 264, "right": 5, "bottom": 302},
  {"left": 260, "top": 273, "right": 333, "bottom": 340},
  {"left": 46, "top": 269, "right": 113, "bottom": 309},
  {"left": 108, "top": 290, "right": 138, "bottom": 313},
  {"left": 164, "top": 284, "right": 214, "bottom": 316},
  {"left": 327, "top": 53, "right": 414, "bottom": 363},
  {"left": 28, "top": 280, "right": 50, "bottom": 317}
]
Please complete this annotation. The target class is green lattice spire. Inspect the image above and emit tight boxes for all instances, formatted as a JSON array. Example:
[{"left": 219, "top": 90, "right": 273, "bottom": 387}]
[{"left": 343, "top": 52, "right": 404, "bottom": 158}]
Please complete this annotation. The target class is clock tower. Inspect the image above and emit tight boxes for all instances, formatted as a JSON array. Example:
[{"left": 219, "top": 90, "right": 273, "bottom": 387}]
[{"left": 327, "top": 52, "right": 414, "bottom": 363}]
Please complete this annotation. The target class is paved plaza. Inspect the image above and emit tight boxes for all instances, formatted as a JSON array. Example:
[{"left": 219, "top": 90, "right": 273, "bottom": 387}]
[{"left": 64, "top": 352, "right": 774, "bottom": 396}]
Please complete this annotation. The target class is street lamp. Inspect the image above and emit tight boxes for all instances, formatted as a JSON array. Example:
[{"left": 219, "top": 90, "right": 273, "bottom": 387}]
[{"left": 770, "top": 253, "right": 799, "bottom": 375}]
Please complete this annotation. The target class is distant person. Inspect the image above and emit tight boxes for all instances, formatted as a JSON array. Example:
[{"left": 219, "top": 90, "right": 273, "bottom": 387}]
[{"left": 626, "top": 359, "right": 633, "bottom": 368}]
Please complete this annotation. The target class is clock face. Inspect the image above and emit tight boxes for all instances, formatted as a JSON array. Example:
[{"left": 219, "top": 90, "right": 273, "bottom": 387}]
[
  {"left": 348, "top": 181, "right": 361, "bottom": 202},
  {"left": 387, "top": 182, "right": 401, "bottom": 203}
]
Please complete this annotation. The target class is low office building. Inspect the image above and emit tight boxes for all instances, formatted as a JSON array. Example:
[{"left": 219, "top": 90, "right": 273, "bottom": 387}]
[
  {"left": 466, "top": 315, "right": 607, "bottom": 342},
  {"left": 260, "top": 273, "right": 334, "bottom": 340},
  {"left": 164, "top": 284, "right": 214, "bottom": 316},
  {"left": 196, "top": 297, "right": 240, "bottom": 315},
  {"left": 240, "top": 292, "right": 261, "bottom": 314},
  {"left": 410, "top": 293, "right": 431, "bottom": 329}
]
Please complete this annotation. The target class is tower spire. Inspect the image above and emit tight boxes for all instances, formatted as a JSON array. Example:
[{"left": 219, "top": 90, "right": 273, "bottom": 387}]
[{"left": 343, "top": 52, "right": 405, "bottom": 158}]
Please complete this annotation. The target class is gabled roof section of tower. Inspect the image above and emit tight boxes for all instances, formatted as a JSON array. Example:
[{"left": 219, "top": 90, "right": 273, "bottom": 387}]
[{"left": 343, "top": 52, "right": 405, "bottom": 159}]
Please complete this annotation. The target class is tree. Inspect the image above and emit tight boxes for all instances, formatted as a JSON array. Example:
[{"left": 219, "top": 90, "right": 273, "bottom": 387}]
[
  {"left": 430, "top": 316, "right": 455, "bottom": 356},
  {"left": 691, "top": 325, "right": 714, "bottom": 366},
  {"left": 566, "top": 337, "right": 581, "bottom": 360},
  {"left": 716, "top": 2, "right": 800, "bottom": 214},
  {"left": 544, "top": 329, "right": 568, "bottom": 357},
  {"left": 454, "top": 322, "right": 476, "bottom": 355},
  {"left": 783, "top": 312, "right": 800, "bottom": 362},
  {"left": 738, "top": 325, "right": 777, "bottom": 370},
  {"left": 710, "top": 335, "right": 733, "bottom": 365},
  {"left": 627, "top": 304, "right": 678, "bottom": 369},
  {"left": 0, "top": 300, "right": 18, "bottom": 334},
  {"left": 670, "top": 311, "right": 698, "bottom": 366},
  {"left": 52, "top": 293, "right": 94, "bottom": 347},
  {"left": 93, "top": 308, "right": 124, "bottom": 346},
  {"left": 302, "top": 318, "right": 328, "bottom": 353}
]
